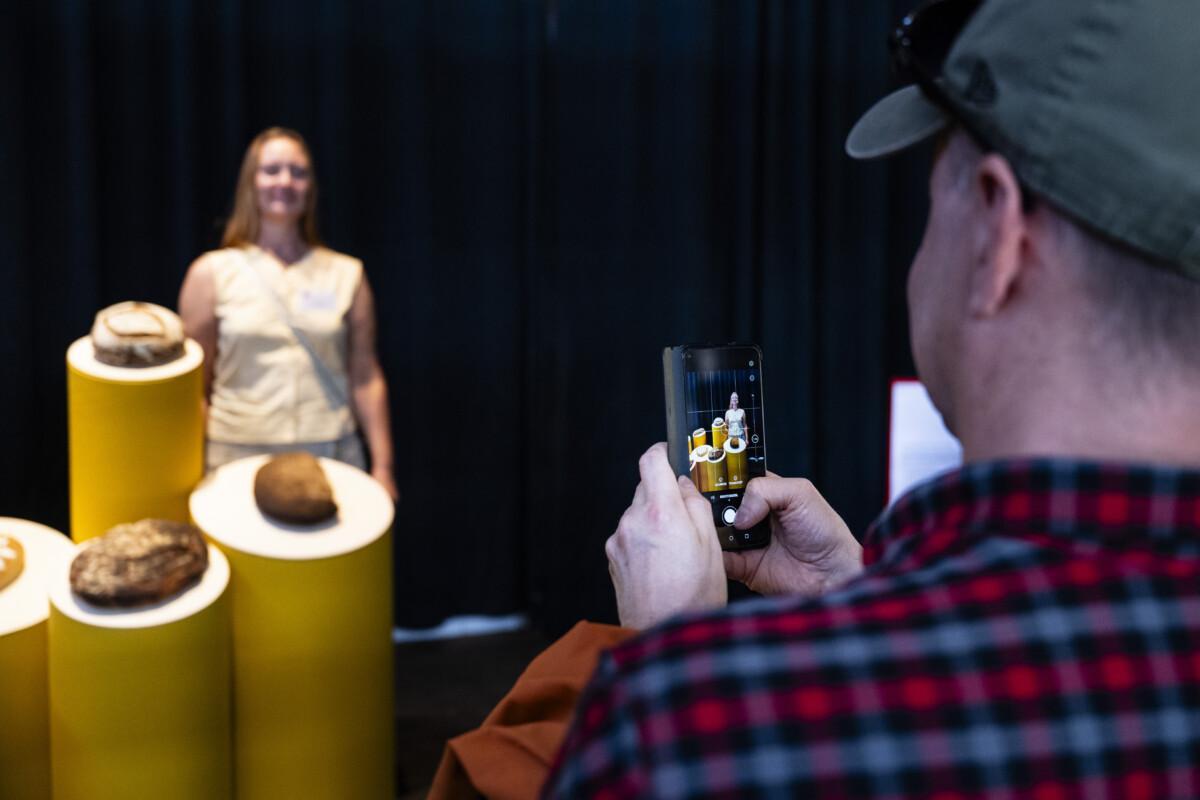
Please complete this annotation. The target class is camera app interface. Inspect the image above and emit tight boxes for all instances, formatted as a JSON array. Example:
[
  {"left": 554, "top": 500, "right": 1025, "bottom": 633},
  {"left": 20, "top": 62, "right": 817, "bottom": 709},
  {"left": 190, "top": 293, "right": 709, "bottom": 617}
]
[{"left": 684, "top": 347, "right": 766, "bottom": 529}]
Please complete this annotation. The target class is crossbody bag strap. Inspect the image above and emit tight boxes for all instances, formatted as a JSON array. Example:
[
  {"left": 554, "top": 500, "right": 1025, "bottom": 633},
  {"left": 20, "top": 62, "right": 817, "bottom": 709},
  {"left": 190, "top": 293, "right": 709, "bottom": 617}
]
[{"left": 240, "top": 253, "right": 350, "bottom": 408}]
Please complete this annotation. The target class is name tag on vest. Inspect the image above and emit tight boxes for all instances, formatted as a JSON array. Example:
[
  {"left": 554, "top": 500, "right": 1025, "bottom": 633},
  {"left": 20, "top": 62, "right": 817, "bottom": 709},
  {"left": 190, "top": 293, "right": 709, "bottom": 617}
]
[{"left": 297, "top": 289, "right": 338, "bottom": 312}]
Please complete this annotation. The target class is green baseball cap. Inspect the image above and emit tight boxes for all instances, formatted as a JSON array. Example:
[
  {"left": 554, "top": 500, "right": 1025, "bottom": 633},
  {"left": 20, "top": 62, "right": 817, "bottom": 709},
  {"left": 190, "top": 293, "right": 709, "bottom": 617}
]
[{"left": 846, "top": 0, "right": 1200, "bottom": 278}]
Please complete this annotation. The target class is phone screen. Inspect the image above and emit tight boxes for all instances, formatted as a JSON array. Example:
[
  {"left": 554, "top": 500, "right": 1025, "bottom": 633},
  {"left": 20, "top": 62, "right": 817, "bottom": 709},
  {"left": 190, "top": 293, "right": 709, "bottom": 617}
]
[{"left": 683, "top": 345, "right": 768, "bottom": 547}]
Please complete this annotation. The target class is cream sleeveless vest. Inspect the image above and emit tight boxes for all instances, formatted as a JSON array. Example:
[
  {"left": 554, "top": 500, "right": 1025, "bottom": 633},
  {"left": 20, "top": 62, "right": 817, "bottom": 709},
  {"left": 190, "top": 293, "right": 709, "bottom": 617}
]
[{"left": 207, "top": 245, "right": 361, "bottom": 444}]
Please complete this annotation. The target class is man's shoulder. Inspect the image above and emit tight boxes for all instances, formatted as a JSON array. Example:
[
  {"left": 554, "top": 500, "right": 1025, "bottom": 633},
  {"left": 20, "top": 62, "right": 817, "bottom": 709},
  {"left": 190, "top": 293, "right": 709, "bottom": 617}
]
[
  {"left": 551, "top": 507, "right": 1200, "bottom": 797},
  {"left": 549, "top": 576, "right": 954, "bottom": 797},
  {"left": 599, "top": 528, "right": 1051, "bottom": 692},
  {"left": 604, "top": 571, "right": 914, "bottom": 684}
]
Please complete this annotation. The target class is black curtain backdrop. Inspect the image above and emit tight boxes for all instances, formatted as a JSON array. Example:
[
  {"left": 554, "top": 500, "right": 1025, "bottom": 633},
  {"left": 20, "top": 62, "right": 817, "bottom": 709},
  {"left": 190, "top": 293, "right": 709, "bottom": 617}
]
[{"left": 1, "top": 1, "right": 931, "bottom": 635}]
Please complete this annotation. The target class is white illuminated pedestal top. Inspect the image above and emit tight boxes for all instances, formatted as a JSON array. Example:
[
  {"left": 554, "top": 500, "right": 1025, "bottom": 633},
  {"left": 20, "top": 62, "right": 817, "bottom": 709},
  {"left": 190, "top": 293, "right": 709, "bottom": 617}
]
[{"left": 190, "top": 455, "right": 394, "bottom": 561}]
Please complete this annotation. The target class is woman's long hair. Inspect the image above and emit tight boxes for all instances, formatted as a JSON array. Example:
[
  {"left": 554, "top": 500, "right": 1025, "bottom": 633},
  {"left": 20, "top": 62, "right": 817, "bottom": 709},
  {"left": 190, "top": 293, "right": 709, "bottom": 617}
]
[{"left": 221, "top": 127, "right": 321, "bottom": 248}]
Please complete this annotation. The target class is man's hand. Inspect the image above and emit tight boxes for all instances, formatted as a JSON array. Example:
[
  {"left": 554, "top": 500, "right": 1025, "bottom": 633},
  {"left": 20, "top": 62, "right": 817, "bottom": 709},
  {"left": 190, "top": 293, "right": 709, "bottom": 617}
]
[
  {"left": 723, "top": 475, "right": 863, "bottom": 597},
  {"left": 606, "top": 443, "right": 727, "bottom": 630}
]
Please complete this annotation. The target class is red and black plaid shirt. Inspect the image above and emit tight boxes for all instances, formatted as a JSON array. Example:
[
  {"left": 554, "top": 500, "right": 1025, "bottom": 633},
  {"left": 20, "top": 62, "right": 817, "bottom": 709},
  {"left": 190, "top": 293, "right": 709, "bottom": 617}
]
[{"left": 544, "top": 460, "right": 1200, "bottom": 798}]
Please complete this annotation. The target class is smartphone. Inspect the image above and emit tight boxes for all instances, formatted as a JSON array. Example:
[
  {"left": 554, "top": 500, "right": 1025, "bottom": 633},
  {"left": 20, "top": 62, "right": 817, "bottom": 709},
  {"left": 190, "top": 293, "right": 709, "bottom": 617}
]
[{"left": 663, "top": 344, "right": 770, "bottom": 550}]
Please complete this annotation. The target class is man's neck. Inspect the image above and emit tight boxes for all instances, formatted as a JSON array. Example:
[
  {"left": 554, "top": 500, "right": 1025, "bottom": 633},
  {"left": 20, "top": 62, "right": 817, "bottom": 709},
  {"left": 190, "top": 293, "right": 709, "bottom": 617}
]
[{"left": 957, "top": 373, "right": 1200, "bottom": 467}]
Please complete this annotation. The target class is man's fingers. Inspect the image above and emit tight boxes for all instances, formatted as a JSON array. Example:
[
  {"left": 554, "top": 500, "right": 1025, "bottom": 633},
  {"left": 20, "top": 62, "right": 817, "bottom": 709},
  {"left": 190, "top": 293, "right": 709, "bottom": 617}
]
[
  {"left": 678, "top": 475, "right": 716, "bottom": 540},
  {"left": 723, "top": 547, "right": 767, "bottom": 587},
  {"left": 637, "top": 442, "right": 683, "bottom": 501},
  {"left": 723, "top": 550, "right": 747, "bottom": 581},
  {"left": 630, "top": 479, "right": 647, "bottom": 508},
  {"left": 733, "top": 475, "right": 820, "bottom": 528},
  {"left": 732, "top": 477, "right": 775, "bottom": 528}
]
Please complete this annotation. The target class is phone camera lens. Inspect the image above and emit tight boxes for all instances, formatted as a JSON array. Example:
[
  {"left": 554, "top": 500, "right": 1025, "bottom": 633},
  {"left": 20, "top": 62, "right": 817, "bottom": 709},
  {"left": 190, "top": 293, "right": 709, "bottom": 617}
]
[{"left": 749, "top": 374, "right": 756, "bottom": 382}]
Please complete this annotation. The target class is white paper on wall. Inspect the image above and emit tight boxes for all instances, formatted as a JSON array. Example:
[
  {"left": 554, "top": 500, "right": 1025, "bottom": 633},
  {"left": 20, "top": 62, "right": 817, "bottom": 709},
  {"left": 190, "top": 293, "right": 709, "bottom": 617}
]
[{"left": 888, "top": 379, "right": 963, "bottom": 505}]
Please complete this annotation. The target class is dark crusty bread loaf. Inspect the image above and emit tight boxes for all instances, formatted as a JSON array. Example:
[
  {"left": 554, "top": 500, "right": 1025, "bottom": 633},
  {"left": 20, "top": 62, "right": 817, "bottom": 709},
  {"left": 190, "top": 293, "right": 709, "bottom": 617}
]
[
  {"left": 70, "top": 519, "right": 208, "bottom": 607},
  {"left": 254, "top": 452, "right": 338, "bottom": 525}
]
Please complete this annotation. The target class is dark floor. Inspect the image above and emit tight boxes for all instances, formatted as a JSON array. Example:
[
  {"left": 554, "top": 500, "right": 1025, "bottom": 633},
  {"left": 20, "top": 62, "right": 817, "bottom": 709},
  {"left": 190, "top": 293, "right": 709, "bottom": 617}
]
[{"left": 394, "top": 627, "right": 554, "bottom": 800}]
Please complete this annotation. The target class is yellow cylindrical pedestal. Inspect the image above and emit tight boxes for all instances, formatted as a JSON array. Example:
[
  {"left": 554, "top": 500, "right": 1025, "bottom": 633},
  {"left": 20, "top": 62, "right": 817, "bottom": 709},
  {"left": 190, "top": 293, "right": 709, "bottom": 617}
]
[
  {"left": 704, "top": 447, "right": 728, "bottom": 492},
  {"left": 67, "top": 337, "right": 204, "bottom": 542},
  {"left": 711, "top": 418, "right": 728, "bottom": 452},
  {"left": 690, "top": 428, "right": 707, "bottom": 453},
  {"left": 724, "top": 437, "right": 748, "bottom": 489},
  {"left": 190, "top": 456, "right": 395, "bottom": 800},
  {"left": 690, "top": 445, "right": 712, "bottom": 492},
  {"left": 0, "top": 519, "right": 74, "bottom": 800},
  {"left": 48, "top": 543, "right": 232, "bottom": 800}
]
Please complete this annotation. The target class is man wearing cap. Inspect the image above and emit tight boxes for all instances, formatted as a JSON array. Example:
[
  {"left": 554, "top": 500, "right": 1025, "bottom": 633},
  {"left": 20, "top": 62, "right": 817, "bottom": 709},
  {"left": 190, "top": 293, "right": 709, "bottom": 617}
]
[{"left": 545, "top": 0, "right": 1200, "bottom": 795}]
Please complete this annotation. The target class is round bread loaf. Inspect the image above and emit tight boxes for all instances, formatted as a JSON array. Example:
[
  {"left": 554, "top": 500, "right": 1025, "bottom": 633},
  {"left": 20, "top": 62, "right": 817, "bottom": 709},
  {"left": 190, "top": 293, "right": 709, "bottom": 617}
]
[
  {"left": 0, "top": 534, "right": 24, "bottom": 592},
  {"left": 69, "top": 519, "right": 208, "bottom": 607},
  {"left": 91, "top": 301, "right": 185, "bottom": 367},
  {"left": 254, "top": 452, "right": 338, "bottom": 525}
]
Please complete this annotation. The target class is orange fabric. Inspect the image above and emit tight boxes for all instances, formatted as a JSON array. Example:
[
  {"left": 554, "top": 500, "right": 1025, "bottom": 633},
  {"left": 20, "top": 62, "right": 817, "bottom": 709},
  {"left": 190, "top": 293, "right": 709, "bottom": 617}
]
[{"left": 427, "top": 621, "right": 635, "bottom": 800}]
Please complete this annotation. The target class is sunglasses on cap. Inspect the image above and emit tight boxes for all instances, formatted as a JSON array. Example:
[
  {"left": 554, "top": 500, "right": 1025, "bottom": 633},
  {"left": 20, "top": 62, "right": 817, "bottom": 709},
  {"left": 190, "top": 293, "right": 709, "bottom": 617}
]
[
  {"left": 890, "top": 0, "right": 982, "bottom": 89},
  {"left": 889, "top": 0, "right": 1040, "bottom": 211},
  {"left": 891, "top": 1, "right": 1015, "bottom": 156},
  {"left": 891, "top": 0, "right": 988, "bottom": 147}
]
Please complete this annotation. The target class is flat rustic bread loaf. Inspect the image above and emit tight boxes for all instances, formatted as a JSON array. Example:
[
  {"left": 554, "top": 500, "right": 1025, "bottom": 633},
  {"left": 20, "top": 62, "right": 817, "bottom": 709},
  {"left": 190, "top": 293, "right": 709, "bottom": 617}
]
[
  {"left": 0, "top": 534, "right": 24, "bottom": 592},
  {"left": 91, "top": 301, "right": 185, "bottom": 367},
  {"left": 254, "top": 452, "right": 338, "bottom": 525},
  {"left": 70, "top": 519, "right": 208, "bottom": 607}
]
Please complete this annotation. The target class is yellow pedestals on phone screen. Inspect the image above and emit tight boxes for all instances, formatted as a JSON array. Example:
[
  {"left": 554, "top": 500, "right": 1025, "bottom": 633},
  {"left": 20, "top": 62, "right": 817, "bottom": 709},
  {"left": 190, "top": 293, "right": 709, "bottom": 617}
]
[
  {"left": 0, "top": 519, "right": 73, "bottom": 800},
  {"left": 48, "top": 543, "right": 232, "bottom": 800},
  {"left": 190, "top": 455, "right": 395, "bottom": 800},
  {"left": 711, "top": 418, "right": 728, "bottom": 452},
  {"left": 724, "top": 437, "right": 748, "bottom": 489},
  {"left": 66, "top": 337, "right": 204, "bottom": 542},
  {"left": 690, "top": 445, "right": 713, "bottom": 491},
  {"left": 704, "top": 447, "right": 728, "bottom": 492}
]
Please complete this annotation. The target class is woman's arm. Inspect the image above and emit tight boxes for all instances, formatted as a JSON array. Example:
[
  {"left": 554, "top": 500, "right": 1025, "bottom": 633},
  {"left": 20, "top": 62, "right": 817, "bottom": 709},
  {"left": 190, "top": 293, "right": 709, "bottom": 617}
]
[
  {"left": 178, "top": 254, "right": 218, "bottom": 411},
  {"left": 347, "top": 273, "right": 399, "bottom": 501}
]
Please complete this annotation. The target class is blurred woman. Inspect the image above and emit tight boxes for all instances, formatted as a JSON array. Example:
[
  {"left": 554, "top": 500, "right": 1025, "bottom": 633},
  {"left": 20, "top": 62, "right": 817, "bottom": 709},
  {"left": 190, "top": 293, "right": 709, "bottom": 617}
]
[{"left": 179, "top": 127, "right": 398, "bottom": 500}]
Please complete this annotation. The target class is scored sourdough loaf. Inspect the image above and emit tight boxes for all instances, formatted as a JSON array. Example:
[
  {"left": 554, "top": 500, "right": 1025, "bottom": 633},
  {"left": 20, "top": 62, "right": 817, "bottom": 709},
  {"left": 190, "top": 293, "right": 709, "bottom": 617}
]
[
  {"left": 90, "top": 301, "right": 185, "bottom": 367},
  {"left": 0, "top": 534, "right": 24, "bottom": 592},
  {"left": 69, "top": 519, "right": 208, "bottom": 607},
  {"left": 254, "top": 451, "right": 338, "bottom": 525}
]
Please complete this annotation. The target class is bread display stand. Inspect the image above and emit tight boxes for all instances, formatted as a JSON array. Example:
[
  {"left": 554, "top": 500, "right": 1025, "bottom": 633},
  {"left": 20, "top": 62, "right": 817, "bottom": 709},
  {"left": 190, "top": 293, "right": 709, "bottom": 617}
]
[
  {"left": 190, "top": 455, "right": 395, "bottom": 800},
  {"left": 47, "top": 543, "right": 231, "bottom": 800},
  {"left": 66, "top": 337, "right": 204, "bottom": 542},
  {"left": 0, "top": 519, "right": 74, "bottom": 800}
]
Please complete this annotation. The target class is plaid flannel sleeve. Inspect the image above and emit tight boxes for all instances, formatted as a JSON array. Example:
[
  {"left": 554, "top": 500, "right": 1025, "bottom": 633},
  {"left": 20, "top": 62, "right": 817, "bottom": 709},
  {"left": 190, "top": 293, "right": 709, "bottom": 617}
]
[{"left": 542, "top": 650, "right": 648, "bottom": 798}]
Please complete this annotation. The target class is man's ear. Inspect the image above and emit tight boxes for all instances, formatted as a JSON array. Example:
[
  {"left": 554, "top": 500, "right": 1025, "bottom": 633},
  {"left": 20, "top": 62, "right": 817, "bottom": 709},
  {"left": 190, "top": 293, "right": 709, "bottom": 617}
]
[{"left": 967, "top": 153, "right": 1028, "bottom": 317}]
